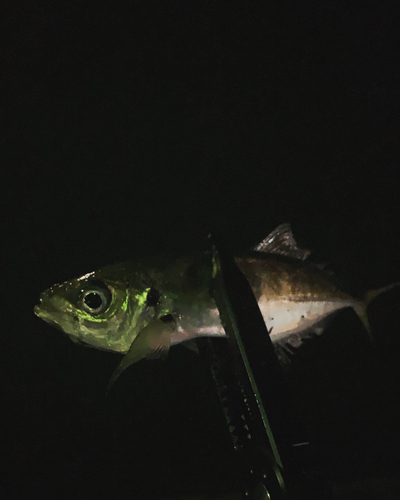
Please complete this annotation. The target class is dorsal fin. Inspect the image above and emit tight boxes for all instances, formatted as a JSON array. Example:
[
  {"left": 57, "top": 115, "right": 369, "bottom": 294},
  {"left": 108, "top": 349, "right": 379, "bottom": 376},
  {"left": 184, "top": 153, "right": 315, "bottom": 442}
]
[{"left": 254, "top": 223, "right": 311, "bottom": 261}]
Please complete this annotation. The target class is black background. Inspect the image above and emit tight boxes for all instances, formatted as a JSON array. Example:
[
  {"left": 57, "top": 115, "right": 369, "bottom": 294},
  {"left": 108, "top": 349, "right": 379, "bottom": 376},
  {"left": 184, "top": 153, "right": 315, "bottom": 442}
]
[{"left": 2, "top": 1, "right": 400, "bottom": 498}]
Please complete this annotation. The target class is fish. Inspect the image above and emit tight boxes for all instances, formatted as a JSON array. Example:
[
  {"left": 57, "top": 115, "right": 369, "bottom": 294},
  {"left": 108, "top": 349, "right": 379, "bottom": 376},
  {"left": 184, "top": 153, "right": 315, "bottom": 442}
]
[{"left": 34, "top": 223, "right": 398, "bottom": 390}]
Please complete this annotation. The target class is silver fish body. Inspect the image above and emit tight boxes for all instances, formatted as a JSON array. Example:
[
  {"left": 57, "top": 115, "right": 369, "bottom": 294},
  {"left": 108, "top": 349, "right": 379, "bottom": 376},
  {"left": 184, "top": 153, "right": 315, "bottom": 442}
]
[{"left": 35, "top": 224, "right": 390, "bottom": 386}]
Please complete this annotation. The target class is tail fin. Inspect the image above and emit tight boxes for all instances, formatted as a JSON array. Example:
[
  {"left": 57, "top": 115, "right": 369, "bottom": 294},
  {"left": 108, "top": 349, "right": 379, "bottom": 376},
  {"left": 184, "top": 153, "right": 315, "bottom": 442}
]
[
  {"left": 355, "top": 304, "right": 372, "bottom": 339},
  {"left": 365, "top": 282, "right": 400, "bottom": 306},
  {"left": 360, "top": 282, "right": 400, "bottom": 339}
]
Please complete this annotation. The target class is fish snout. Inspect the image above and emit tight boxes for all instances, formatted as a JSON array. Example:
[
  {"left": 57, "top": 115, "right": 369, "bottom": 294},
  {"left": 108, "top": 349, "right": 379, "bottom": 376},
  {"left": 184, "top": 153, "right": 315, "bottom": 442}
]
[
  {"left": 33, "top": 303, "right": 43, "bottom": 317},
  {"left": 34, "top": 290, "right": 60, "bottom": 318}
]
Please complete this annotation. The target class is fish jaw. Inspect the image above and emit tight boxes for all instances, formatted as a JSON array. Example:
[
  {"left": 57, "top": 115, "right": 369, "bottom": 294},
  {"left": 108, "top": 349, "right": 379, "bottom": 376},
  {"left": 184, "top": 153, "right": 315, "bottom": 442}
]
[{"left": 34, "top": 291, "right": 81, "bottom": 337}]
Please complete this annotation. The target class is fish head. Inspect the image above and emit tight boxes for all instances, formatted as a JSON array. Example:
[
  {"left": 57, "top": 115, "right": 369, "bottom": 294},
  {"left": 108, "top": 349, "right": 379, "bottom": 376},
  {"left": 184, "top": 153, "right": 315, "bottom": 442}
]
[{"left": 34, "top": 267, "right": 158, "bottom": 353}]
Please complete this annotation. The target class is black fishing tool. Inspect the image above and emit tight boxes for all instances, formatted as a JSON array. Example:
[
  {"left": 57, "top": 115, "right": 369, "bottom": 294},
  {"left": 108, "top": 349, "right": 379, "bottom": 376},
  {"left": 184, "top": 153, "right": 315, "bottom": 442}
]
[{"left": 197, "top": 236, "right": 329, "bottom": 499}]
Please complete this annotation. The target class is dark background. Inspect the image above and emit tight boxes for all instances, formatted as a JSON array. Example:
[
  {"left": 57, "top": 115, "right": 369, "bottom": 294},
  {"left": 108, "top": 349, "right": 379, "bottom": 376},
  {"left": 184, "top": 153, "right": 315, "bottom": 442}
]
[{"left": 2, "top": 1, "right": 399, "bottom": 498}]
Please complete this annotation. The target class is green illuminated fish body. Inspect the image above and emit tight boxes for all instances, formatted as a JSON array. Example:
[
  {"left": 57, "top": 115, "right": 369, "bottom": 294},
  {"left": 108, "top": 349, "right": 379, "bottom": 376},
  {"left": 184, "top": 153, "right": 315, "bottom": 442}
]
[{"left": 34, "top": 224, "right": 397, "bottom": 389}]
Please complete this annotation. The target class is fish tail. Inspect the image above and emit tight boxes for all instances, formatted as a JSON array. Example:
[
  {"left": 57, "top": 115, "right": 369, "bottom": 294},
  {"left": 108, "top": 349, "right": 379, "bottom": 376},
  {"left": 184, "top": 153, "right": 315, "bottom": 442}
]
[
  {"left": 355, "top": 304, "right": 372, "bottom": 339},
  {"left": 359, "top": 282, "right": 400, "bottom": 339},
  {"left": 364, "top": 282, "right": 400, "bottom": 306}
]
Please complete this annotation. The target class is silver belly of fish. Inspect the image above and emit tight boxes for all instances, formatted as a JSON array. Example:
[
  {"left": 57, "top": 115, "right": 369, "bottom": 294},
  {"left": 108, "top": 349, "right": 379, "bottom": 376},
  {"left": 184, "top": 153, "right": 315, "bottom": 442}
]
[
  {"left": 258, "top": 297, "right": 359, "bottom": 341},
  {"left": 171, "top": 297, "right": 360, "bottom": 345}
]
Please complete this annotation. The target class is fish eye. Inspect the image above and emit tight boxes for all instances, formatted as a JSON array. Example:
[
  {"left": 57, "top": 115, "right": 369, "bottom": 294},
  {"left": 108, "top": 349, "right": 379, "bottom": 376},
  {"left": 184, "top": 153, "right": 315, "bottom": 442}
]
[{"left": 79, "top": 280, "right": 112, "bottom": 315}]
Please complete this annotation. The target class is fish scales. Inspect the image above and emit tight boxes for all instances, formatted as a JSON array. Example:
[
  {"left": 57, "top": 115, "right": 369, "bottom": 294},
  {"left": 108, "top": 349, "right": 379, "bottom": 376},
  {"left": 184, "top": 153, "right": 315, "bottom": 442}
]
[{"left": 34, "top": 223, "right": 397, "bottom": 388}]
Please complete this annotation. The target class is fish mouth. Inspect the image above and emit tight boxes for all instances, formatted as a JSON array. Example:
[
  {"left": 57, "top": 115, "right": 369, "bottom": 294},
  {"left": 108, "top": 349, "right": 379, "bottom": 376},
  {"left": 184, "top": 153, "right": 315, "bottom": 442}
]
[
  {"left": 34, "top": 291, "right": 60, "bottom": 318},
  {"left": 34, "top": 298, "right": 67, "bottom": 330},
  {"left": 34, "top": 305, "right": 64, "bottom": 331},
  {"left": 34, "top": 304, "right": 44, "bottom": 317},
  {"left": 34, "top": 303, "right": 49, "bottom": 319},
  {"left": 34, "top": 302, "right": 55, "bottom": 320}
]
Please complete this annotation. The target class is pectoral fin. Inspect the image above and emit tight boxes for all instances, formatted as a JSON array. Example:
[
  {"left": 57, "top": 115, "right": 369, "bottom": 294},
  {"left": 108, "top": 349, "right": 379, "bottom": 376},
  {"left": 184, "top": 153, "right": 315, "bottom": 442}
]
[{"left": 106, "top": 315, "right": 177, "bottom": 393}]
